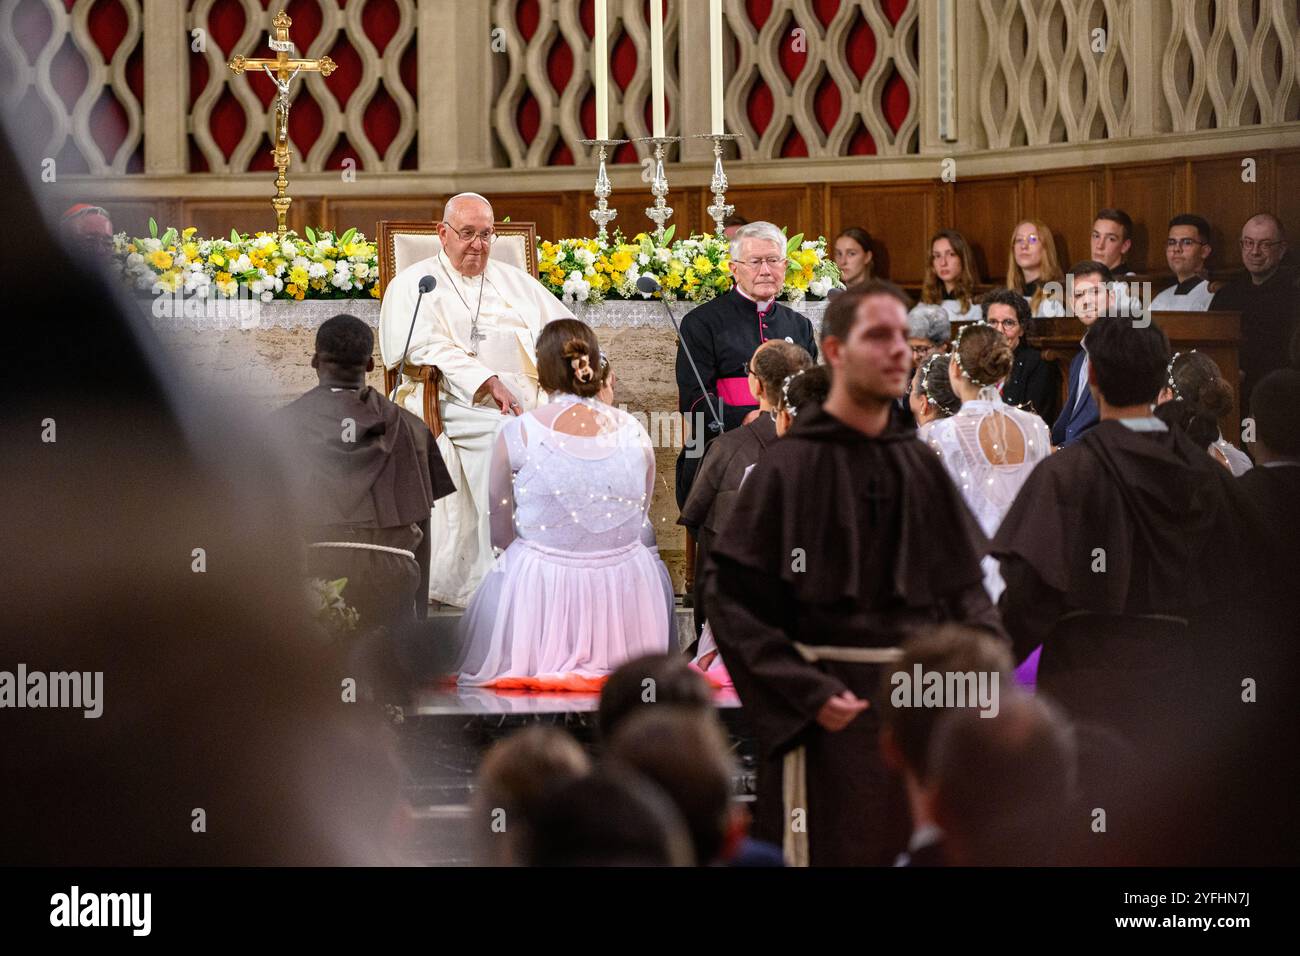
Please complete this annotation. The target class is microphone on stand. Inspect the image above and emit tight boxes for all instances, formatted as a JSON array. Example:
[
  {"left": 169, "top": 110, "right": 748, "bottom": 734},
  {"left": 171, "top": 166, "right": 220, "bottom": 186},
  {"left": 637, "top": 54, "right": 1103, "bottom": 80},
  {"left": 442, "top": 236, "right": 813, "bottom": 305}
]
[
  {"left": 638, "top": 275, "right": 723, "bottom": 434},
  {"left": 391, "top": 274, "right": 437, "bottom": 401}
]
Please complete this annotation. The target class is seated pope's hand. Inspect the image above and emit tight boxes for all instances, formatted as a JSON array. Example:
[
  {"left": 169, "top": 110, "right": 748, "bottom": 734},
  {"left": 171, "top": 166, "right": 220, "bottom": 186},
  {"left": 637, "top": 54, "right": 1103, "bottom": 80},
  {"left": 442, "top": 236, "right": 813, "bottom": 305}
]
[{"left": 475, "top": 375, "right": 522, "bottom": 415}]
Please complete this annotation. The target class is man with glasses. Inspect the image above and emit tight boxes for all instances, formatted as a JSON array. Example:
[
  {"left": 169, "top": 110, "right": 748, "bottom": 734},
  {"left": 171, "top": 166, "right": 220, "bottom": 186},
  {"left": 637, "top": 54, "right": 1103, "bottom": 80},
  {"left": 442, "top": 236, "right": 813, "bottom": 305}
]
[
  {"left": 379, "top": 192, "right": 575, "bottom": 607},
  {"left": 674, "top": 221, "right": 818, "bottom": 507},
  {"left": 1149, "top": 214, "right": 1214, "bottom": 313},
  {"left": 59, "top": 204, "right": 115, "bottom": 260},
  {"left": 1211, "top": 213, "right": 1299, "bottom": 403}
]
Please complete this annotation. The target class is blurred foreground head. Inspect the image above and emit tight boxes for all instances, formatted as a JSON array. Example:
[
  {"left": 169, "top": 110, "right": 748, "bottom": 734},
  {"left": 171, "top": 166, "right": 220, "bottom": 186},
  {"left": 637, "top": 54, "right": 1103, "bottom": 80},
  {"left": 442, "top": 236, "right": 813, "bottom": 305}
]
[{"left": 0, "top": 126, "right": 400, "bottom": 865}]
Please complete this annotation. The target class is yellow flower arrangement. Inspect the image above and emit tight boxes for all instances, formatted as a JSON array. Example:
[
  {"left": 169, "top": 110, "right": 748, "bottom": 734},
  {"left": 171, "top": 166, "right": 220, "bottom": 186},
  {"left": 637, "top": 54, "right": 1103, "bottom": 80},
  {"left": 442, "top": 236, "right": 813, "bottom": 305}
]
[
  {"left": 112, "top": 220, "right": 839, "bottom": 308},
  {"left": 113, "top": 222, "right": 380, "bottom": 302}
]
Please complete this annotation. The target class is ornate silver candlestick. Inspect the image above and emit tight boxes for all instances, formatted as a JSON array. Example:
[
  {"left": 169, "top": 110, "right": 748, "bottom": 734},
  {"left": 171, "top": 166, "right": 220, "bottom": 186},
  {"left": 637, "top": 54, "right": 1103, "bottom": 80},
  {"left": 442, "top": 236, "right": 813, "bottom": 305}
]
[
  {"left": 633, "top": 135, "right": 681, "bottom": 242},
  {"left": 693, "top": 132, "right": 743, "bottom": 237},
  {"left": 580, "top": 138, "right": 628, "bottom": 240}
]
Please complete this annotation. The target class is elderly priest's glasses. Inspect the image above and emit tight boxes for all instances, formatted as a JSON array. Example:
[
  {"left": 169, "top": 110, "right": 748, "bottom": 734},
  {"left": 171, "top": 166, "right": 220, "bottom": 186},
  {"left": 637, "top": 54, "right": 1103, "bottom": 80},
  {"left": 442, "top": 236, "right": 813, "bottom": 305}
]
[{"left": 441, "top": 222, "right": 497, "bottom": 246}]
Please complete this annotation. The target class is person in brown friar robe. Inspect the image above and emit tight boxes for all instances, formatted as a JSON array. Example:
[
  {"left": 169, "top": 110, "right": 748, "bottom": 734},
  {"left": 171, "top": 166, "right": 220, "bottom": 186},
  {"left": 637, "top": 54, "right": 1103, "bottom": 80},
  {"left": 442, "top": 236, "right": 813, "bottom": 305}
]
[
  {"left": 679, "top": 339, "right": 813, "bottom": 645},
  {"left": 274, "top": 314, "right": 456, "bottom": 629},
  {"left": 705, "top": 281, "right": 1006, "bottom": 867},
  {"left": 990, "top": 315, "right": 1282, "bottom": 863}
]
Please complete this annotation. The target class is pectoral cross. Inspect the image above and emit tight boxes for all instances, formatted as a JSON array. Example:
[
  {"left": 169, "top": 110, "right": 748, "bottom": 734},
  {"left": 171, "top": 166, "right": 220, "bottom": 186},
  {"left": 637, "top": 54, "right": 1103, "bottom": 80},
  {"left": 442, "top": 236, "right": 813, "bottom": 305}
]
[
  {"left": 467, "top": 325, "right": 485, "bottom": 356},
  {"left": 228, "top": 11, "right": 337, "bottom": 238}
]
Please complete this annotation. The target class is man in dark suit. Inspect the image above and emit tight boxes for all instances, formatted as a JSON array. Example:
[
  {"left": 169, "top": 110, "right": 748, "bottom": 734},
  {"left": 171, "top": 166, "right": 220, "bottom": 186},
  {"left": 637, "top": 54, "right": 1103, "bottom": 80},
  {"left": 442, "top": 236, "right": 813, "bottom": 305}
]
[{"left": 1050, "top": 260, "right": 1114, "bottom": 447}]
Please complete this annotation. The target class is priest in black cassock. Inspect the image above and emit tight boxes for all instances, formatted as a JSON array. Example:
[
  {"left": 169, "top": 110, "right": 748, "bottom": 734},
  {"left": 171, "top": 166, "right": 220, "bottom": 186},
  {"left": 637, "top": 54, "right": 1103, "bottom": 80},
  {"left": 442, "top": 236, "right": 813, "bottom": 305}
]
[
  {"left": 675, "top": 221, "right": 818, "bottom": 507},
  {"left": 705, "top": 281, "right": 1005, "bottom": 867},
  {"left": 274, "top": 314, "right": 456, "bottom": 629}
]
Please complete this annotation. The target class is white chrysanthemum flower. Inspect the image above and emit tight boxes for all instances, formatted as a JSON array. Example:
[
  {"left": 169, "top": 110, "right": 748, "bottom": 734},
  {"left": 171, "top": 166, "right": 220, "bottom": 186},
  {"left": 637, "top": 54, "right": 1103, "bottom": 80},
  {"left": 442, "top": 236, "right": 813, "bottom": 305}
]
[
  {"left": 280, "top": 241, "right": 296, "bottom": 258},
  {"left": 261, "top": 290, "right": 274, "bottom": 302},
  {"left": 637, "top": 253, "right": 649, "bottom": 266},
  {"left": 353, "top": 262, "right": 369, "bottom": 278},
  {"left": 654, "top": 247, "right": 672, "bottom": 264},
  {"left": 230, "top": 254, "right": 251, "bottom": 273},
  {"left": 801, "top": 241, "right": 817, "bottom": 251},
  {"left": 308, "top": 262, "right": 327, "bottom": 279},
  {"left": 574, "top": 247, "right": 595, "bottom": 266},
  {"left": 809, "top": 278, "right": 831, "bottom": 297}
]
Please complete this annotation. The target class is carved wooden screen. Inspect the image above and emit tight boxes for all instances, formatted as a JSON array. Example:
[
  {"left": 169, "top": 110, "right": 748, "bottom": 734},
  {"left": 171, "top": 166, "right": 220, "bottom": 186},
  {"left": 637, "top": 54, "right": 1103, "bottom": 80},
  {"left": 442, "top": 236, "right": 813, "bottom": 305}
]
[
  {"left": 0, "top": 0, "right": 144, "bottom": 174},
  {"left": 187, "top": 0, "right": 419, "bottom": 174}
]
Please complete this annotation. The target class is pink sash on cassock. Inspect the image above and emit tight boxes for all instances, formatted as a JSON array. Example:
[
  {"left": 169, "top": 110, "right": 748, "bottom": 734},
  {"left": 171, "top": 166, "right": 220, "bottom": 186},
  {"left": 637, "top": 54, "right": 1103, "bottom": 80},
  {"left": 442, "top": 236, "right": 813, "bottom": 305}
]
[{"left": 716, "top": 376, "right": 757, "bottom": 408}]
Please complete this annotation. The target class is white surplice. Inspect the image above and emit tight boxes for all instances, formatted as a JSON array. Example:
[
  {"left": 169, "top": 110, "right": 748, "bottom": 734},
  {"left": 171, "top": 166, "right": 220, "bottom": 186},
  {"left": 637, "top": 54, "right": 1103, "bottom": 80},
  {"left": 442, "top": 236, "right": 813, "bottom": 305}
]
[{"left": 379, "top": 251, "right": 575, "bottom": 606}]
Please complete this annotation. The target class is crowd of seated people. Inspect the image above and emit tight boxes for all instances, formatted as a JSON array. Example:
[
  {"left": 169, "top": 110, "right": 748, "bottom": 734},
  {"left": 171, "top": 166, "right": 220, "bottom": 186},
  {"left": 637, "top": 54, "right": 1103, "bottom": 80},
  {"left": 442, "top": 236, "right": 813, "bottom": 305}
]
[{"left": 279, "top": 204, "right": 1297, "bottom": 869}]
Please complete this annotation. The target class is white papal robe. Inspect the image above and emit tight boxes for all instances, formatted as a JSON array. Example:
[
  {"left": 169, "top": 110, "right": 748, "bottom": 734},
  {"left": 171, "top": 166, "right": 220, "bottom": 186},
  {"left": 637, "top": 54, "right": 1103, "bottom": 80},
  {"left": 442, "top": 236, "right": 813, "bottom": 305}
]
[{"left": 379, "top": 251, "right": 575, "bottom": 606}]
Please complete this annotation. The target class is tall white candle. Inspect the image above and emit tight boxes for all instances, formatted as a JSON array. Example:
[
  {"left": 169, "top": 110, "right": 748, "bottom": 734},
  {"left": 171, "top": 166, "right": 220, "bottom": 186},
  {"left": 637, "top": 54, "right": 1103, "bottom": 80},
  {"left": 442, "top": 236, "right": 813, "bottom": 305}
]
[
  {"left": 710, "top": 0, "right": 723, "bottom": 135},
  {"left": 594, "top": 0, "right": 608, "bottom": 140},
  {"left": 650, "top": 0, "right": 665, "bottom": 137}
]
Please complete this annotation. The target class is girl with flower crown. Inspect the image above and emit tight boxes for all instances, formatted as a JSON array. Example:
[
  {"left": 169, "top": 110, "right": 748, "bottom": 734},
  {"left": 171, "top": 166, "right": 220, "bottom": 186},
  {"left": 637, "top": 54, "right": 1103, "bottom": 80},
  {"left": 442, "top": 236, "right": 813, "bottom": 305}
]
[{"left": 919, "top": 323, "right": 1051, "bottom": 604}]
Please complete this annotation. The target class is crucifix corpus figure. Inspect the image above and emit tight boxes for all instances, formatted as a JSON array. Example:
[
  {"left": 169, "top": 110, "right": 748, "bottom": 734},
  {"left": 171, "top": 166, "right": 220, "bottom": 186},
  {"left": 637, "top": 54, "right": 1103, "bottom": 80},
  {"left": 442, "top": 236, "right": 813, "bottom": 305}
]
[{"left": 227, "top": 10, "right": 337, "bottom": 237}]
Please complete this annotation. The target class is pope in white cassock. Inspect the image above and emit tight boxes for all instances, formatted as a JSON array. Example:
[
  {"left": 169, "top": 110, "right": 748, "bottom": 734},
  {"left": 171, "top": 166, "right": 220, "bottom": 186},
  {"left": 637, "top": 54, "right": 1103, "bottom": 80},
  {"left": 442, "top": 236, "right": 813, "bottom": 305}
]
[{"left": 379, "top": 192, "right": 575, "bottom": 606}]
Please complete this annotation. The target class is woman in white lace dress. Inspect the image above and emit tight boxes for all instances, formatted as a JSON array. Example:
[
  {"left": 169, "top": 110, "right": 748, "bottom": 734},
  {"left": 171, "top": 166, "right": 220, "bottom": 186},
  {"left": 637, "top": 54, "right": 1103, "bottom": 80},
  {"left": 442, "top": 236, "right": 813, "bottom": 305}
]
[
  {"left": 455, "top": 319, "right": 673, "bottom": 691},
  {"left": 918, "top": 323, "right": 1051, "bottom": 604}
]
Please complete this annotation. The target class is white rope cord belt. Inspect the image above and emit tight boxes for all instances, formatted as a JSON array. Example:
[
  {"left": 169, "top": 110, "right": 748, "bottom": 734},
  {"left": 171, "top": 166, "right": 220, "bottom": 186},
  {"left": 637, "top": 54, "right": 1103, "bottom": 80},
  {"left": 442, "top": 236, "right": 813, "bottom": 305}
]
[
  {"left": 309, "top": 541, "right": 417, "bottom": 561},
  {"left": 793, "top": 643, "right": 905, "bottom": 664},
  {"left": 783, "top": 641, "right": 904, "bottom": 867}
]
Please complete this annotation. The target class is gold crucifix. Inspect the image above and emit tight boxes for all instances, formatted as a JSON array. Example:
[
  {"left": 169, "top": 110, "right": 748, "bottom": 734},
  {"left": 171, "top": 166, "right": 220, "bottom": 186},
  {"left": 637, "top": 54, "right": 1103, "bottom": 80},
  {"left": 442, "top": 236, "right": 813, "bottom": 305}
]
[{"left": 228, "top": 10, "right": 337, "bottom": 238}]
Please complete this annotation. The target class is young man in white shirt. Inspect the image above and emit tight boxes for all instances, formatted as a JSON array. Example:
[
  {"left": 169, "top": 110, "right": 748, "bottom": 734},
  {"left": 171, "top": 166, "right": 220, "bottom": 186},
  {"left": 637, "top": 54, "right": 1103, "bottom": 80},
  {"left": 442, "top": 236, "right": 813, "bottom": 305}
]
[{"left": 1149, "top": 214, "right": 1215, "bottom": 312}]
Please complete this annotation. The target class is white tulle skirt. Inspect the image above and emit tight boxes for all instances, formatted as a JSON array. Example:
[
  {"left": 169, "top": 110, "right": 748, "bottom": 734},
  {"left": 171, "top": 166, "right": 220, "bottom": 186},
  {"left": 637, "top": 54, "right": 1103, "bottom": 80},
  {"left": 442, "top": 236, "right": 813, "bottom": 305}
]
[{"left": 455, "top": 537, "right": 674, "bottom": 691}]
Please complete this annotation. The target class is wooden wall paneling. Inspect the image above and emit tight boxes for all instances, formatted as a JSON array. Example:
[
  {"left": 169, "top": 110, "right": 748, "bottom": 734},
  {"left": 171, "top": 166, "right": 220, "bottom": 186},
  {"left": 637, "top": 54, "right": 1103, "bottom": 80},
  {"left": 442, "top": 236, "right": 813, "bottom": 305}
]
[
  {"left": 1189, "top": 153, "right": 1267, "bottom": 272},
  {"left": 484, "top": 192, "right": 572, "bottom": 242},
  {"left": 720, "top": 185, "right": 818, "bottom": 243},
  {"left": 1106, "top": 161, "right": 1183, "bottom": 274},
  {"left": 1270, "top": 149, "right": 1300, "bottom": 248},
  {"left": 320, "top": 198, "right": 441, "bottom": 239},
  {"left": 951, "top": 175, "right": 1021, "bottom": 283},
  {"left": 827, "top": 181, "right": 940, "bottom": 286},
  {"left": 1025, "top": 168, "right": 1104, "bottom": 268},
  {"left": 102, "top": 199, "right": 180, "bottom": 237}
]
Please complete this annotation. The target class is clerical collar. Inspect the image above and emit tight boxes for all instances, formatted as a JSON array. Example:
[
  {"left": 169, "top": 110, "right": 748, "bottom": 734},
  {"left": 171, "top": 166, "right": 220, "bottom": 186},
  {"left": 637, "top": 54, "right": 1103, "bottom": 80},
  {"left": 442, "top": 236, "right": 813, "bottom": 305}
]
[
  {"left": 733, "top": 286, "right": 776, "bottom": 315},
  {"left": 1173, "top": 276, "right": 1206, "bottom": 295}
]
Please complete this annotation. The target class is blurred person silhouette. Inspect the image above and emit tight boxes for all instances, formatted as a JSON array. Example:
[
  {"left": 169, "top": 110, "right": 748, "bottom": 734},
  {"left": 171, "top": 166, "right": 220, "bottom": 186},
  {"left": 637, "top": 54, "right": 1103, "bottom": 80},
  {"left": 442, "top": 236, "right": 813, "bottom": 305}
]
[
  {"left": 0, "top": 123, "right": 403, "bottom": 865},
  {"left": 470, "top": 726, "right": 592, "bottom": 866},
  {"left": 519, "top": 767, "right": 695, "bottom": 866}
]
